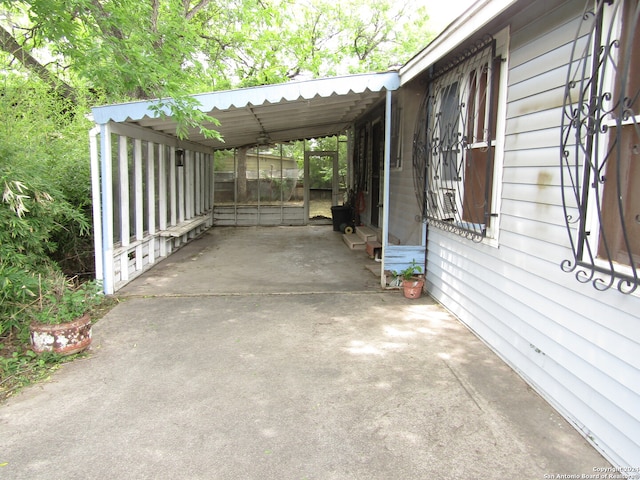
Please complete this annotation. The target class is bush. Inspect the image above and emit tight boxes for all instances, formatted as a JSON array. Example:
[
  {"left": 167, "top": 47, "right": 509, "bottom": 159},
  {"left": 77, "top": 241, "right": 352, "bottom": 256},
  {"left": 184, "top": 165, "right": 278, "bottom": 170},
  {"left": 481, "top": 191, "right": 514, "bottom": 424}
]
[
  {"left": 0, "top": 76, "right": 92, "bottom": 340},
  {"left": 0, "top": 173, "right": 88, "bottom": 336}
]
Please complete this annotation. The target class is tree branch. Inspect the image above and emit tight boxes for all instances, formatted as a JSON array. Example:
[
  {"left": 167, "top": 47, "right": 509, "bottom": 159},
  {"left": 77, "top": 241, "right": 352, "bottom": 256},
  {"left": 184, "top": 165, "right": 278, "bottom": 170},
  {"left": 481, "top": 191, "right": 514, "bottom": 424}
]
[
  {"left": 89, "top": 0, "right": 125, "bottom": 40},
  {"left": 151, "top": 0, "right": 160, "bottom": 33},
  {"left": 0, "top": 24, "right": 77, "bottom": 103},
  {"left": 186, "top": 0, "right": 212, "bottom": 21}
]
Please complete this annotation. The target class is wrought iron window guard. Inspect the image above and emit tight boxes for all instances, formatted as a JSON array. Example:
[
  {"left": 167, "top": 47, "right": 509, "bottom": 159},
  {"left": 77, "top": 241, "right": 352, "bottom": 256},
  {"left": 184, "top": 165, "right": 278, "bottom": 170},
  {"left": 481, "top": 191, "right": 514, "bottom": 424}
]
[
  {"left": 560, "top": 0, "right": 640, "bottom": 294},
  {"left": 412, "top": 35, "right": 498, "bottom": 243}
]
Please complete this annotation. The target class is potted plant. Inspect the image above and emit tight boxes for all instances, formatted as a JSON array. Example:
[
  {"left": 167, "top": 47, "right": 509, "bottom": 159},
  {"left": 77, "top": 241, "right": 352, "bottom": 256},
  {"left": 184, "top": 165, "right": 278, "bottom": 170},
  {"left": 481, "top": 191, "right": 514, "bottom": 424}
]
[
  {"left": 394, "top": 260, "right": 424, "bottom": 299},
  {"left": 29, "top": 278, "right": 102, "bottom": 356}
]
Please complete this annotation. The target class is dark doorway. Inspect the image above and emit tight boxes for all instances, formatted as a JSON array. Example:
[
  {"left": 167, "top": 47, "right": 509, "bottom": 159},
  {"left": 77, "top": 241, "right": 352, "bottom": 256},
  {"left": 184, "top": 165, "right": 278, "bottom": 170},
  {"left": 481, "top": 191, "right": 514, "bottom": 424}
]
[{"left": 371, "top": 121, "right": 384, "bottom": 227}]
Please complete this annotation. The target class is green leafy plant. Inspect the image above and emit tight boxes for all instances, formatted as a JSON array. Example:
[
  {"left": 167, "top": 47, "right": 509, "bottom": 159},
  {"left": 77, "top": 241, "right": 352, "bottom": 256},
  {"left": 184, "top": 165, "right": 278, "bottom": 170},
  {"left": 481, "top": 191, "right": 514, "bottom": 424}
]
[
  {"left": 0, "top": 349, "right": 65, "bottom": 402},
  {"left": 148, "top": 97, "right": 223, "bottom": 141},
  {"left": 29, "top": 278, "right": 103, "bottom": 325},
  {"left": 0, "top": 263, "right": 40, "bottom": 337},
  {"left": 393, "top": 259, "right": 423, "bottom": 281}
]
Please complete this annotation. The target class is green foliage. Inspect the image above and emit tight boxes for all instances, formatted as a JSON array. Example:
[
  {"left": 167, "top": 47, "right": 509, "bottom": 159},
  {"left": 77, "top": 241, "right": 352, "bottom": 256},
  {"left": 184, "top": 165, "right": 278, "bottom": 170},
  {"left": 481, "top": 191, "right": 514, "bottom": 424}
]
[
  {"left": 29, "top": 278, "right": 102, "bottom": 325},
  {"left": 0, "top": 171, "right": 85, "bottom": 335},
  {"left": 1, "top": 0, "right": 434, "bottom": 141},
  {"left": 0, "top": 76, "right": 92, "bottom": 259},
  {"left": 1, "top": 0, "right": 433, "bottom": 98},
  {"left": 0, "top": 75, "right": 92, "bottom": 338},
  {"left": 393, "top": 260, "right": 423, "bottom": 281},
  {"left": 0, "top": 349, "right": 65, "bottom": 402},
  {"left": 0, "top": 262, "right": 40, "bottom": 336},
  {"left": 149, "top": 97, "right": 223, "bottom": 141}
]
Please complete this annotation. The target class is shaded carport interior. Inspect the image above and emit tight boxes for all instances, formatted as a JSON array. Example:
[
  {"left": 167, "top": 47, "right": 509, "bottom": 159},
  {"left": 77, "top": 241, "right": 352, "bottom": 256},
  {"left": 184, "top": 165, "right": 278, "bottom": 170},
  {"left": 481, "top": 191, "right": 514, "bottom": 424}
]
[{"left": 90, "top": 72, "right": 400, "bottom": 294}]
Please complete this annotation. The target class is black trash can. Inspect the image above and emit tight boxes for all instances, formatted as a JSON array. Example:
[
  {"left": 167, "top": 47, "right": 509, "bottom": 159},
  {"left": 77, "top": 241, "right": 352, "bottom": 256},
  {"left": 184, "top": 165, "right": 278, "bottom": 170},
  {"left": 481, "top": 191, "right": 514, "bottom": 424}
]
[{"left": 331, "top": 205, "right": 352, "bottom": 232}]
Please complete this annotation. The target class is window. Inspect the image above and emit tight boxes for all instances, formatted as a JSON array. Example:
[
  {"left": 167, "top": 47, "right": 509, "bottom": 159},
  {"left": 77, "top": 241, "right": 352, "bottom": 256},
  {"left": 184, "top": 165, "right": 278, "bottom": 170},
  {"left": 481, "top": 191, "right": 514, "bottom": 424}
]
[
  {"left": 413, "top": 29, "right": 508, "bottom": 242},
  {"left": 561, "top": 0, "right": 640, "bottom": 294}
]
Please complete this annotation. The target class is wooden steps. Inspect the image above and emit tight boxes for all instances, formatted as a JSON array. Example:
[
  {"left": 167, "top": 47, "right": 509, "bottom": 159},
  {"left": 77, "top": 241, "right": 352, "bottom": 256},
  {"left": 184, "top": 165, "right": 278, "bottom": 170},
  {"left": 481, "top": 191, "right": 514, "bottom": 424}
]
[
  {"left": 342, "top": 233, "right": 365, "bottom": 250},
  {"left": 342, "top": 225, "right": 378, "bottom": 250}
]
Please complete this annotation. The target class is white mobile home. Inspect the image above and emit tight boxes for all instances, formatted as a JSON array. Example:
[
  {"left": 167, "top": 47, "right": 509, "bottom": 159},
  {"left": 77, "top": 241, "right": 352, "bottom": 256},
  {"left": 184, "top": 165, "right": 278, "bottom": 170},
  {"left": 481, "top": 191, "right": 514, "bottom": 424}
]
[
  {"left": 89, "top": 0, "right": 639, "bottom": 470},
  {"left": 390, "top": 0, "right": 639, "bottom": 470}
]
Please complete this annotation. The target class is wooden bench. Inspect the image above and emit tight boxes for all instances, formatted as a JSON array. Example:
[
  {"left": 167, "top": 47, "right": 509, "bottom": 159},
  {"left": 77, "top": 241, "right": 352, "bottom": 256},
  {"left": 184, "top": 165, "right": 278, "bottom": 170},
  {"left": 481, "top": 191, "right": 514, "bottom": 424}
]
[{"left": 158, "top": 214, "right": 210, "bottom": 238}]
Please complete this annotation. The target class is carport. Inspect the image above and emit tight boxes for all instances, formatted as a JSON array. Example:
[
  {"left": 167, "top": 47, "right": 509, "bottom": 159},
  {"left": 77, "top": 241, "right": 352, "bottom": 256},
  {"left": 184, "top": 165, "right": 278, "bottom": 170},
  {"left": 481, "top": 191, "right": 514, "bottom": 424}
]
[{"left": 89, "top": 73, "right": 400, "bottom": 294}]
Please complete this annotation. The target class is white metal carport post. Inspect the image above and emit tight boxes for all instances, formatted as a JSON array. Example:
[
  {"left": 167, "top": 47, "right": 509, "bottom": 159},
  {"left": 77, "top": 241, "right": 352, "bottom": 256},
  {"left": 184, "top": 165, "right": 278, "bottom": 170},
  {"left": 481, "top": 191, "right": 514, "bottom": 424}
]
[
  {"left": 381, "top": 89, "right": 392, "bottom": 288},
  {"left": 89, "top": 126, "right": 103, "bottom": 288},
  {"left": 91, "top": 122, "right": 116, "bottom": 295}
]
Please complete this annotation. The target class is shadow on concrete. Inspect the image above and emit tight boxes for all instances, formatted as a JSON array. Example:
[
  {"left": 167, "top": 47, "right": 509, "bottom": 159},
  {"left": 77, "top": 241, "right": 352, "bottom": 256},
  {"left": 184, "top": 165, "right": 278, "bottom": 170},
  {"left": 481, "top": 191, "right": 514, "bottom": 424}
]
[{"left": 0, "top": 226, "right": 609, "bottom": 479}]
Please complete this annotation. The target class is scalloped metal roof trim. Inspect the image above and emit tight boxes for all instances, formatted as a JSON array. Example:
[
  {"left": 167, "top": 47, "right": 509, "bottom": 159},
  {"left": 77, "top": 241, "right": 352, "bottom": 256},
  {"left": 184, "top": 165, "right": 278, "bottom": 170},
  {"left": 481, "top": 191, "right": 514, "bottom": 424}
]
[{"left": 91, "top": 72, "right": 400, "bottom": 125}]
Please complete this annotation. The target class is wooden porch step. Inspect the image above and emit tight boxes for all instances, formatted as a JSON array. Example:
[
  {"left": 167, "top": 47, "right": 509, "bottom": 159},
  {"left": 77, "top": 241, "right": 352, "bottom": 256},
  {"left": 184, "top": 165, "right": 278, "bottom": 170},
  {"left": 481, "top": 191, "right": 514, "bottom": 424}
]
[
  {"left": 342, "top": 233, "right": 366, "bottom": 250},
  {"left": 356, "top": 225, "right": 377, "bottom": 242}
]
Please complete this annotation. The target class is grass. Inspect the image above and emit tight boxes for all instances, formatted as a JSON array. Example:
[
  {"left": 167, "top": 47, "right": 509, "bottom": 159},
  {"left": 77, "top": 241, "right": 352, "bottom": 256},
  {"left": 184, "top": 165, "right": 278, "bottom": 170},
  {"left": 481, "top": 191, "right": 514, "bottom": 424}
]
[{"left": 0, "top": 295, "right": 119, "bottom": 403}]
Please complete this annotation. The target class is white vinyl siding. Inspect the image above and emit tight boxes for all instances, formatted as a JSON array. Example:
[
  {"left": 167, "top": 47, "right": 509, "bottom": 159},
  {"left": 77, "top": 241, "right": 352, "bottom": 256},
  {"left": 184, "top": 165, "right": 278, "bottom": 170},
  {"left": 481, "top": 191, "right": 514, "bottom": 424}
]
[{"left": 421, "top": 0, "right": 640, "bottom": 469}]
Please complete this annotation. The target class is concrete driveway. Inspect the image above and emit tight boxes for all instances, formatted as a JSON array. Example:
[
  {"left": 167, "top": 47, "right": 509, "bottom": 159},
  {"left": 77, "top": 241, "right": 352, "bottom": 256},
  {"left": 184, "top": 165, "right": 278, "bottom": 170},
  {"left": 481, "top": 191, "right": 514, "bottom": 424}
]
[{"left": 0, "top": 226, "right": 609, "bottom": 479}]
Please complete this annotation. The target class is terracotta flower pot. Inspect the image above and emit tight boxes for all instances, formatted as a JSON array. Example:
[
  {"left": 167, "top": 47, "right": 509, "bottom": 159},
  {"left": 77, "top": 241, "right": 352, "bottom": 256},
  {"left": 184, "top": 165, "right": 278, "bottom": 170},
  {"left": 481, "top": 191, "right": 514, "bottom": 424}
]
[
  {"left": 402, "top": 278, "right": 424, "bottom": 299},
  {"left": 29, "top": 314, "right": 92, "bottom": 355}
]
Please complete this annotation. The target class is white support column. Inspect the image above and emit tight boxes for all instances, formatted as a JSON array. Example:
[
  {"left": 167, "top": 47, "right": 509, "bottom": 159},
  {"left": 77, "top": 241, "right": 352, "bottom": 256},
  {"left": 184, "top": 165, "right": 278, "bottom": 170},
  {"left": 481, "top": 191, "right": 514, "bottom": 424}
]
[
  {"left": 146, "top": 141, "right": 156, "bottom": 265},
  {"left": 178, "top": 150, "right": 193, "bottom": 222},
  {"left": 134, "top": 138, "right": 144, "bottom": 275},
  {"left": 214, "top": 152, "right": 216, "bottom": 214},
  {"left": 205, "top": 153, "right": 210, "bottom": 212},
  {"left": 100, "top": 123, "right": 115, "bottom": 295},
  {"left": 256, "top": 148, "right": 261, "bottom": 225},
  {"left": 158, "top": 145, "right": 167, "bottom": 231},
  {"left": 89, "top": 126, "right": 103, "bottom": 283},
  {"left": 303, "top": 148, "right": 310, "bottom": 224},
  {"left": 118, "top": 136, "right": 130, "bottom": 284},
  {"left": 134, "top": 138, "right": 144, "bottom": 242},
  {"left": 170, "top": 147, "right": 178, "bottom": 226},
  {"left": 381, "top": 89, "right": 393, "bottom": 288},
  {"left": 205, "top": 153, "right": 211, "bottom": 212},
  {"left": 201, "top": 153, "right": 207, "bottom": 213},
  {"left": 195, "top": 151, "right": 201, "bottom": 215},
  {"left": 119, "top": 136, "right": 130, "bottom": 248},
  {"left": 201, "top": 152, "right": 206, "bottom": 214},
  {"left": 187, "top": 151, "right": 198, "bottom": 218},
  {"left": 147, "top": 141, "right": 156, "bottom": 235},
  {"left": 159, "top": 145, "right": 168, "bottom": 258},
  {"left": 233, "top": 149, "right": 238, "bottom": 224}
]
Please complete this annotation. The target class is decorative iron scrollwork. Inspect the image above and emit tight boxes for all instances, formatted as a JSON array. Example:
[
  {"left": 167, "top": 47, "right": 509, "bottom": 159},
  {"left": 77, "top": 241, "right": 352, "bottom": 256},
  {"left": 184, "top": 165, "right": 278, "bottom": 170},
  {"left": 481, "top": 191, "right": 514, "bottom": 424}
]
[
  {"left": 412, "top": 35, "right": 497, "bottom": 243},
  {"left": 560, "top": 0, "right": 640, "bottom": 294}
]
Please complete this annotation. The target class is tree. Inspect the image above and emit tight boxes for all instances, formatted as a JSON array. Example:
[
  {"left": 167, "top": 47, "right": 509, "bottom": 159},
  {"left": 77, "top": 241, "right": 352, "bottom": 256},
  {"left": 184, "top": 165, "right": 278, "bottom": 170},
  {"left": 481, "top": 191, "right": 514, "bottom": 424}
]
[{"left": 0, "top": 0, "right": 433, "bottom": 102}]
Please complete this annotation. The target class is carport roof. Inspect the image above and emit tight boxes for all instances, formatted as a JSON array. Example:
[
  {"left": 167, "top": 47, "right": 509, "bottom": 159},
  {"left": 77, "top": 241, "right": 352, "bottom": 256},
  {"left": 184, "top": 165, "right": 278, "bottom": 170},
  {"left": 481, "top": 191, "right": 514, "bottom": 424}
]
[{"left": 91, "top": 72, "right": 399, "bottom": 150}]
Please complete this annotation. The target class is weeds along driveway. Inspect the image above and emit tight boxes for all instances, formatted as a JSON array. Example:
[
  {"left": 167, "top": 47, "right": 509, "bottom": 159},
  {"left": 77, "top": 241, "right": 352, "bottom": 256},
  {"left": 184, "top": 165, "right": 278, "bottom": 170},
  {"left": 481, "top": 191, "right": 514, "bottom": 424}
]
[{"left": 0, "top": 226, "right": 608, "bottom": 479}]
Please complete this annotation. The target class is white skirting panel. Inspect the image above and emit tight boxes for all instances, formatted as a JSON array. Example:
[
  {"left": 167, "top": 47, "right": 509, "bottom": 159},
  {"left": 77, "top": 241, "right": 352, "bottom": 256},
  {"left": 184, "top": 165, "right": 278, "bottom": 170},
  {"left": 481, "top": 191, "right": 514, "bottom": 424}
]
[{"left": 214, "top": 205, "right": 305, "bottom": 226}]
